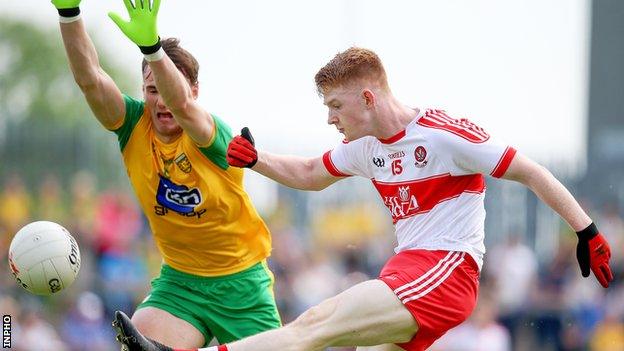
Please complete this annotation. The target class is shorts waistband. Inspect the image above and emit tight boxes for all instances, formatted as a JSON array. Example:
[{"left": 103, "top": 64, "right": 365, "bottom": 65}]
[
  {"left": 161, "top": 261, "right": 267, "bottom": 282},
  {"left": 459, "top": 251, "right": 479, "bottom": 271}
]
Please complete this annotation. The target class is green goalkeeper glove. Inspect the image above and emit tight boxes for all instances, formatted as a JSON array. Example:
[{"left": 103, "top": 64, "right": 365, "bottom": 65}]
[
  {"left": 51, "top": 0, "right": 81, "bottom": 9},
  {"left": 51, "top": 0, "right": 81, "bottom": 18},
  {"left": 108, "top": 0, "right": 161, "bottom": 54}
]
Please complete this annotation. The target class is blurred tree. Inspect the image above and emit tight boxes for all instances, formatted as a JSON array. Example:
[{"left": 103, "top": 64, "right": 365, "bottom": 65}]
[{"left": 0, "top": 17, "right": 137, "bottom": 188}]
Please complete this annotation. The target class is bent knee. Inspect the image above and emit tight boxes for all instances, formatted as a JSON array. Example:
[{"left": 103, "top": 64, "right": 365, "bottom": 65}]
[
  {"left": 291, "top": 300, "right": 335, "bottom": 329},
  {"left": 289, "top": 298, "right": 340, "bottom": 341}
]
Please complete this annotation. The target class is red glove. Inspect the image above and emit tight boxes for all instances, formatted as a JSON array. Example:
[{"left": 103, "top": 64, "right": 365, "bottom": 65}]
[
  {"left": 227, "top": 127, "right": 258, "bottom": 168},
  {"left": 576, "top": 223, "right": 613, "bottom": 288}
]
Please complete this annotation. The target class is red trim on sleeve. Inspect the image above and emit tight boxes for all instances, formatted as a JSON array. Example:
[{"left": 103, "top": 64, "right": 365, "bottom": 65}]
[
  {"left": 490, "top": 147, "right": 517, "bottom": 178},
  {"left": 322, "top": 151, "right": 351, "bottom": 177}
]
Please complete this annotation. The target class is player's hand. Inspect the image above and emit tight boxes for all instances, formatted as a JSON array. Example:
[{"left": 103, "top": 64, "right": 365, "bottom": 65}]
[
  {"left": 51, "top": 0, "right": 81, "bottom": 9},
  {"left": 108, "top": 0, "right": 160, "bottom": 48},
  {"left": 227, "top": 127, "right": 258, "bottom": 168},
  {"left": 576, "top": 223, "right": 613, "bottom": 288}
]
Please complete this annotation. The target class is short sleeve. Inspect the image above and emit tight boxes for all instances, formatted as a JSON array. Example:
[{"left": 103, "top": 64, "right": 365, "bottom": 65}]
[
  {"left": 113, "top": 94, "right": 145, "bottom": 151},
  {"left": 198, "top": 114, "right": 232, "bottom": 170},
  {"left": 322, "top": 137, "right": 373, "bottom": 178},
  {"left": 446, "top": 136, "right": 517, "bottom": 177},
  {"left": 420, "top": 110, "right": 516, "bottom": 178}
]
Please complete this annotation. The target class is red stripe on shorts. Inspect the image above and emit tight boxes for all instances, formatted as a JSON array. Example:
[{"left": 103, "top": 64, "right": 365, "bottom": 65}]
[{"left": 379, "top": 250, "right": 479, "bottom": 351}]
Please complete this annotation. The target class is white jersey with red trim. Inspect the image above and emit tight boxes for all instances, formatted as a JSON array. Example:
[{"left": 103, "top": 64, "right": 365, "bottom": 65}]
[{"left": 322, "top": 109, "right": 517, "bottom": 269}]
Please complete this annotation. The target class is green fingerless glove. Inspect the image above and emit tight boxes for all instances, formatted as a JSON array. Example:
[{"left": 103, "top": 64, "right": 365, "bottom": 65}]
[
  {"left": 108, "top": 0, "right": 161, "bottom": 54},
  {"left": 51, "top": 0, "right": 81, "bottom": 17}
]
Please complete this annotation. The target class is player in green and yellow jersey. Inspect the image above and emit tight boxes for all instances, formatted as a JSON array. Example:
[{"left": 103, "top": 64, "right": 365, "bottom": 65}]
[{"left": 50, "top": 0, "right": 281, "bottom": 348}]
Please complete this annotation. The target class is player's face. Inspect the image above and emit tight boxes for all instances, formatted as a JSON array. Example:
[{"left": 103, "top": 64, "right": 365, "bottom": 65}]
[
  {"left": 142, "top": 67, "right": 183, "bottom": 141},
  {"left": 324, "top": 85, "right": 372, "bottom": 141}
]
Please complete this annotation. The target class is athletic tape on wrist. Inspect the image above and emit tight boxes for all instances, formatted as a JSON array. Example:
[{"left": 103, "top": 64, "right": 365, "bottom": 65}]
[
  {"left": 144, "top": 47, "right": 165, "bottom": 62},
  {"left": 58, "top": 7, "right": 81, "bottom": 23},
  {"left": 59, "top": 13, "right": 82, "bottom": 23}
]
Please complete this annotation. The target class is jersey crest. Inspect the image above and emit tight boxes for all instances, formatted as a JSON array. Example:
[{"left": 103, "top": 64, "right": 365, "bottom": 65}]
[
  {"left": 175, "top": 153, "right": 192, "bottom": 173},
  {"left": 414, "top": 146, "right": 428, "bottom": 168}
]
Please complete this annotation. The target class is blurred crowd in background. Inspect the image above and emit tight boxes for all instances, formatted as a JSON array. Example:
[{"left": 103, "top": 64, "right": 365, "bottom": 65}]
[
  {"left": 0, "top": 169, "right": 622, "bottom": 351},
  {"left": 2, "top": 1, "right": 624, "bottom": 349}
]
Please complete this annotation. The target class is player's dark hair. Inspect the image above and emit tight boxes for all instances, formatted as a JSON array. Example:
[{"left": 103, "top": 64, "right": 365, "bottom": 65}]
[
  {"left": 142, "top": 37, "right": 199, "bottom": 85},
  {"left": 315, "top": 47, "right": 388, "bottom": 96}
]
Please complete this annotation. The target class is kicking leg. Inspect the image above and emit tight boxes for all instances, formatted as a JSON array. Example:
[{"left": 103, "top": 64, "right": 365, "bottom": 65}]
[
  {"left": 227, "top": 279, "right": 417, "bottom": 351},
  {"left": 113, "top": 280, "right": 416, "bottom": 351}
]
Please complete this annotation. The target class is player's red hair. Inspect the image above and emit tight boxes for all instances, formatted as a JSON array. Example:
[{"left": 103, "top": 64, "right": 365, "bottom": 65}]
[{"left": 314, "top": 47, "right": 389, "bottom": 96}]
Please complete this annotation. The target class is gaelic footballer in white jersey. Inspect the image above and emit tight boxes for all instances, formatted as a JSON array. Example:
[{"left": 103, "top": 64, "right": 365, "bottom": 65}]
[{"left": 323, "top": 109, "right": 517, "bottom": 269}]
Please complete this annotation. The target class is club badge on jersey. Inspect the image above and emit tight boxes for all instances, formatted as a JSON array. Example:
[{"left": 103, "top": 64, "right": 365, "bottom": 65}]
[
  {"left": 174, "top": 153, "right": 192, "bottom": 173},
  {"left": 414, "top": 146, "right": 428, "bottom": 168}
]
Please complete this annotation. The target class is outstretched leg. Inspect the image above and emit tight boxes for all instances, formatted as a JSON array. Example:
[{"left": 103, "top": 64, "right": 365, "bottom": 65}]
[
  {"left": 113, "top": 279, "right": 417, "bottom": 351},
  {"left": 227, "top": 279, "right": 417, "bottom": 351}
]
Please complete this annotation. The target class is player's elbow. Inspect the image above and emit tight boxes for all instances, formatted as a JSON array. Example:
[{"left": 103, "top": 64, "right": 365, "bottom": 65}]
[
  {"left": 293, "top": 173, "right": 327, "bottom": 191},
  {"left": 74, "top": 74, "right": 101, "bottom": 95},
  {"left": 294, "top": 159, "right": 331, "bottom": 191},
  {"left": 73, "top": 66, "right": 108, "bottom": 92},
  {"left": 309, "top": 174, "right": 337, "bottom": 191},
  {"left": 305, "top": 160, "right": 332, "bottom": 191},
  {"left": 166, "top": 97, "right": 193, "bottom": 116}
]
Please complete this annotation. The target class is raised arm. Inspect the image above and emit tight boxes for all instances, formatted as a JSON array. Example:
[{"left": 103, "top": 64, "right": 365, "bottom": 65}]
[
  {"left": 108, "top": 0, "right": 214, "bottom": 144},
  {"left": 144, "top": 54, "right": 214, "bottom": 144},
  {"left": 54, "top": 0, "right": 125, "bottom": 129},
  {"left": 226, "top": 128, "right": 341, "bottom": 191},
  {"left": 502, "top": 152, "right": 613, "bottom": 288},
  {"left": 253, "top": 152, "right": 339, "bottom": 191}
]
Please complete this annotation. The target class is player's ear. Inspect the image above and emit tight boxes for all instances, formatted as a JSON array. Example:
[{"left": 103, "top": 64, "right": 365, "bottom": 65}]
[
  {"left": 362, "top": 89, "right": 375, "bottom": 109},
  {"left": 191, "top": 84, "right": 199, "bottom": 99}
]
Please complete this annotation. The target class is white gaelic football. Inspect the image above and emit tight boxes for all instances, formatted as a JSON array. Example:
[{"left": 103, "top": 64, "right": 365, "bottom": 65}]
[{"left": 8, "top": 221, "right": 81, "bottom": 296}]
